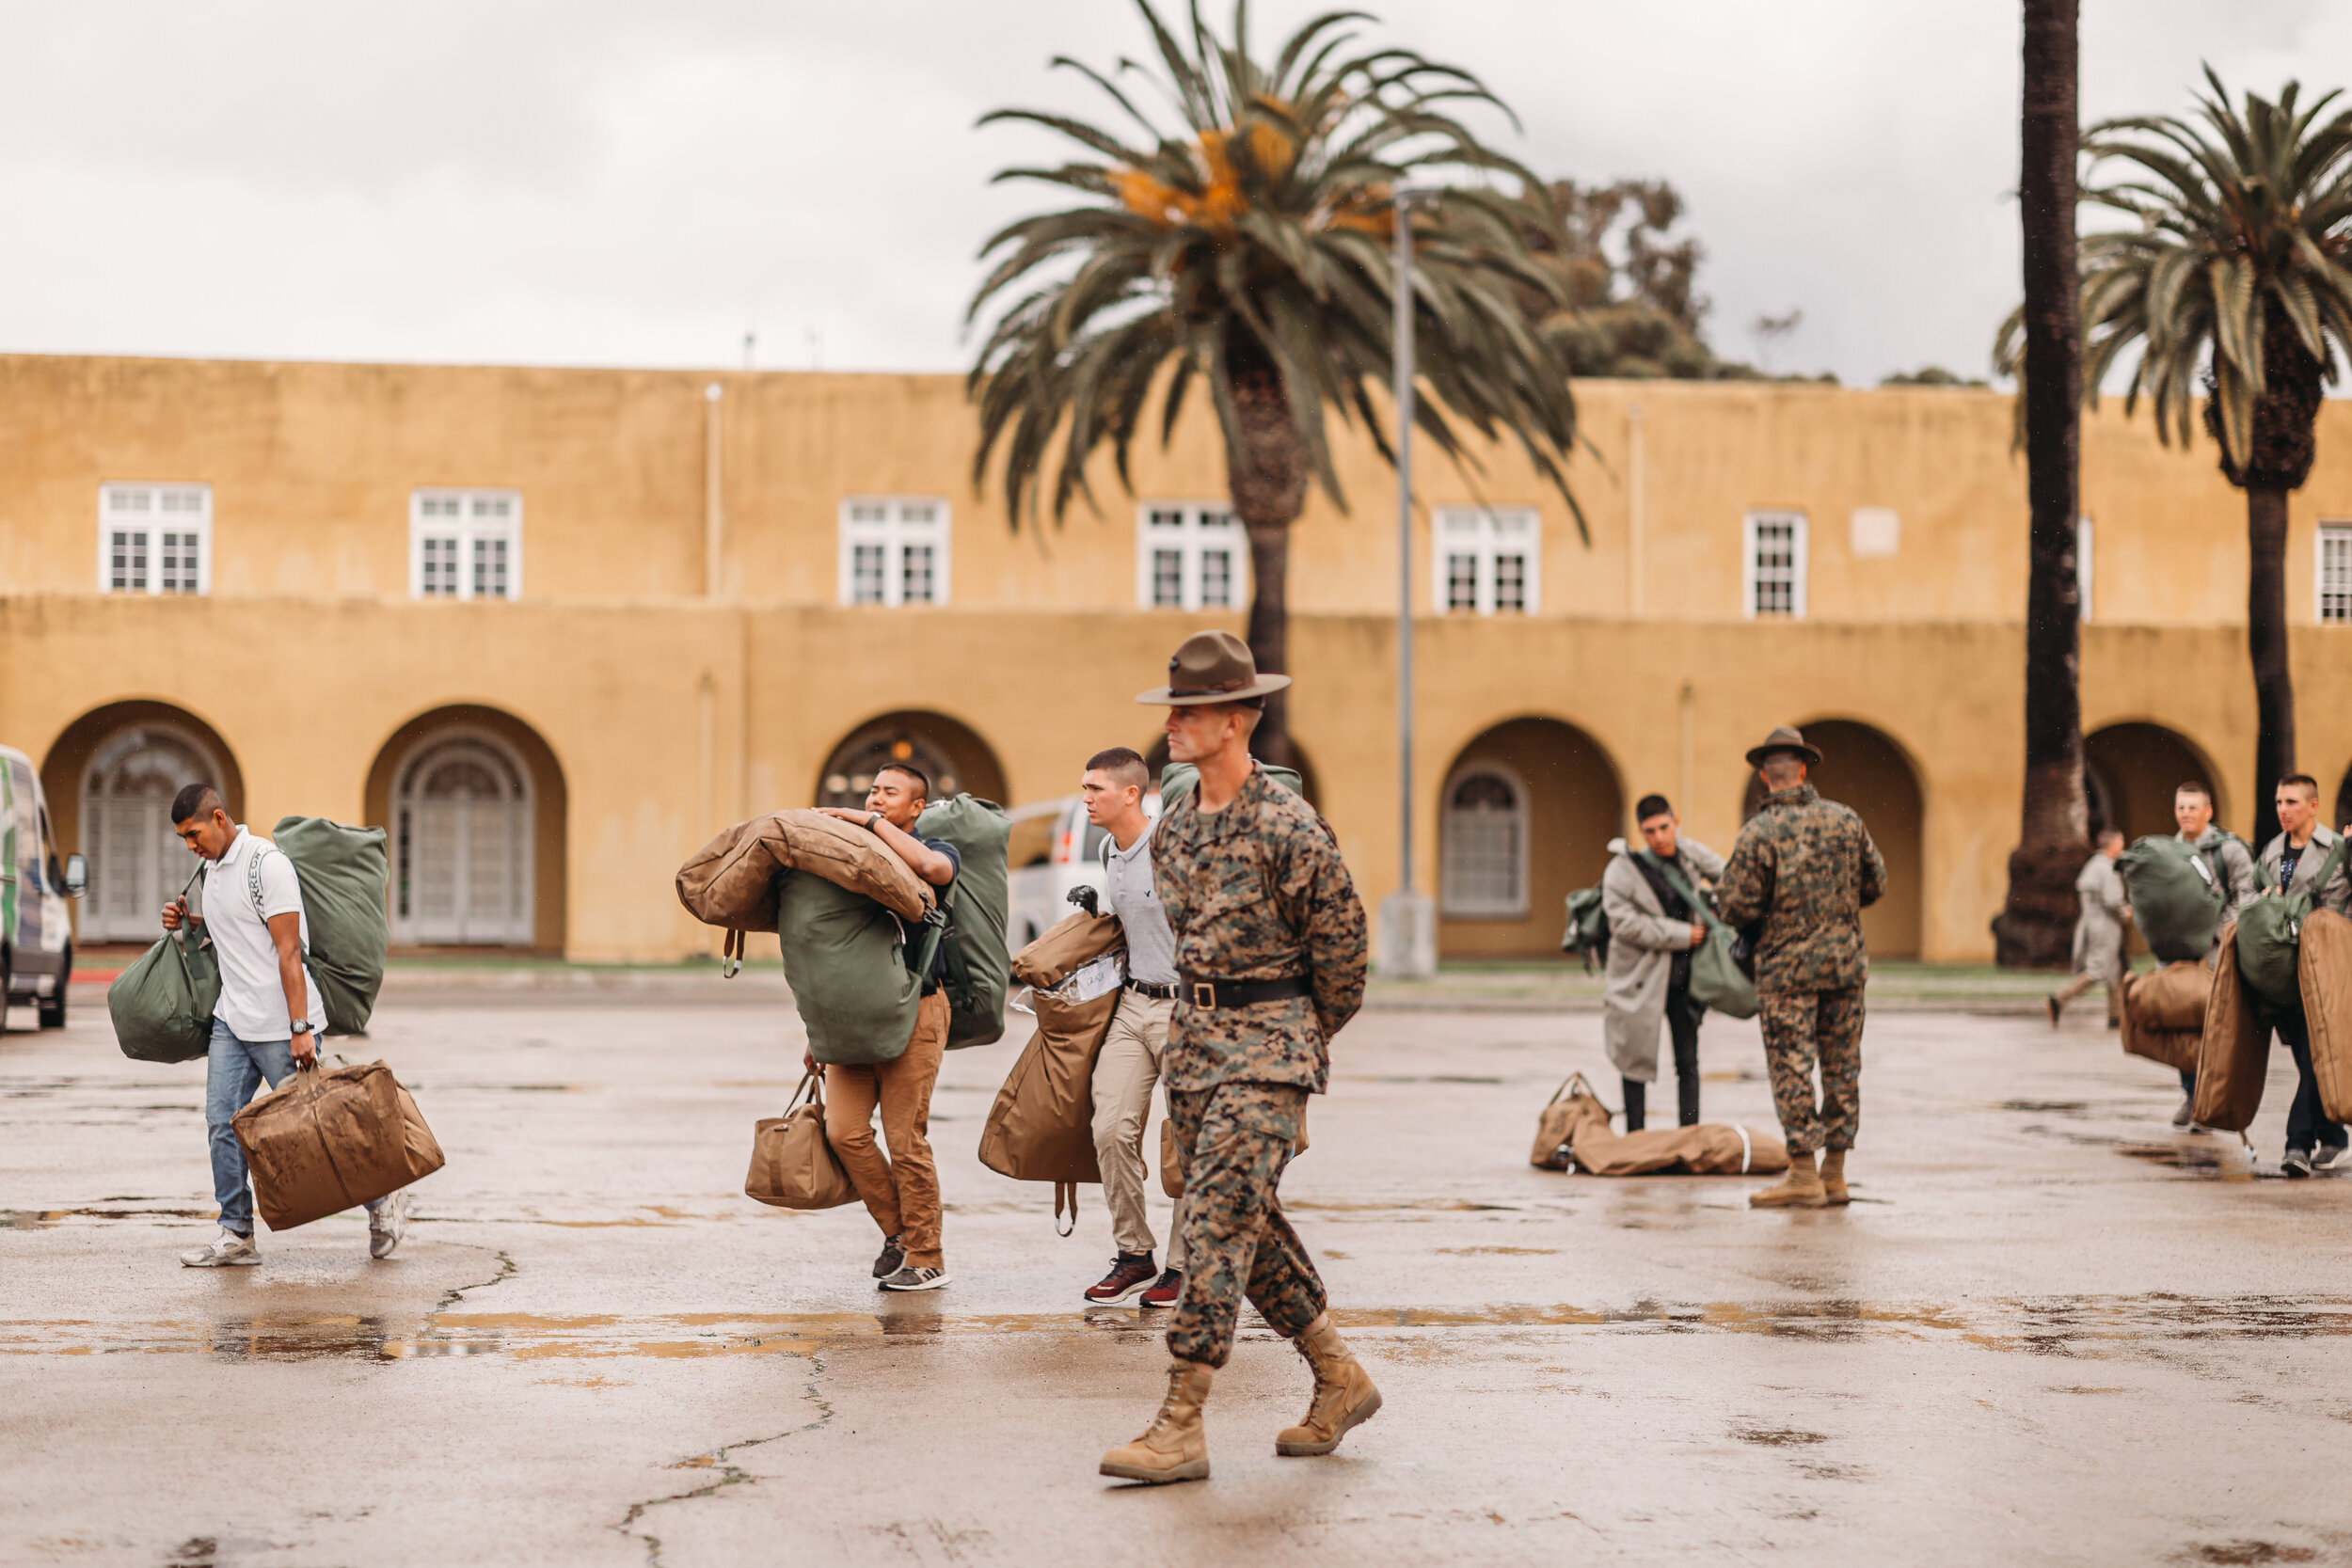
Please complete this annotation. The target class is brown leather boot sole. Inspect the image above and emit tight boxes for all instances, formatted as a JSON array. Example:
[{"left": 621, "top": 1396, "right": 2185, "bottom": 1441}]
[
  {"left": 1749, "top": 1180, "right": 1828, "bottom": 1210},
  {"left": 1276, "top": 1386, "right": 1383, "bottom": 1456},
  {"left": 1100, "top": 1452, "right": 1210, "bottom": 1484}
]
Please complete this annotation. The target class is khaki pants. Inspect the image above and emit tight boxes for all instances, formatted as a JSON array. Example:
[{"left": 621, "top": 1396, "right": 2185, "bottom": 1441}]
[
  {"left": 2054, "top": 957, "right": 2124, "bottom": 1022},
  {"left": 1090, "top": 990, "right": 1186, "bottom": 1270},
  {"left": 825, "top": 991, "right": 949, "bottom": 1268}
]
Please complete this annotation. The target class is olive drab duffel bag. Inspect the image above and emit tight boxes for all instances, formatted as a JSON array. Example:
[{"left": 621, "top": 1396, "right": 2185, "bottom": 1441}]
[
  {"left": 980, "top": 910, "right": 1127, "bottom": 1230},
  {"left": 2192, "top": 922, "right": 2269, "bottom": 1132},
  {"left": 676, "top": 809, "right": 934, "bottom": 971},
  {"left": 231, "top": 1055, "right": 444, "bottom": 1231},
  {"left": 913, "top": 794, "right": 1012, "bottom": 1049},
  {"left": 268, "top": 816, "right": 391, "bottom": 1035},
  {"left": 744, "top": 1073, "right": 858, "bottom": 1210},
  {"left": 2296, "top": 908, "right": 2352, "bottom": 1124},
  {"left": 109, "top": 864, "right": 220, "bottom": 1064},
  {"left": 2118, "top": 834, "right": 2238, "bottom": 964},
  {"left": 778, "top": 869, "right": 933, "bottom": 1067},
  {"left": 1639, "top": 851, "right": 1759, "bottom": 1021},
  {"left": 2235, "top": 834, "right": 2352, "bottom": 1009},
  {"left": 2120, "top": 958, "right": 2211, "bottom": 1072},
  {"left": 1560, "top": 886, "right": 1609, "bottom": 970}
]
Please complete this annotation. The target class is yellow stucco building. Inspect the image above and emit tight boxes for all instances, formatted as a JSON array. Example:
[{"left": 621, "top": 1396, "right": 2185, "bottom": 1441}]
[{"left": 7, "top": 353, "right": 2352, "bottom": 965}]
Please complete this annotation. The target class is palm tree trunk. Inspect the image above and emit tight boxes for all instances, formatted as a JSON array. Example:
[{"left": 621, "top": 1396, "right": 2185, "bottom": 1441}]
[
  {"left": 1225, "top": 344, "right": 1310, "bottom": 768},
  {"left": 1994, "top": 0, "right": 2089, "bottom": 968},
  {"left": 2248, "top": 484, "right": 2296, "bottom": 846}
]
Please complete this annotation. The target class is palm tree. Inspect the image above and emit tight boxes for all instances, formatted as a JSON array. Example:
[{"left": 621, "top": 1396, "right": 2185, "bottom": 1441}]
[
  {"left": 1993, "top": 0, "right": 2090, "bottom": 969},
  {"left": 2006, "top": 71, "right": 2352, "bottom": 847},
  {"left": 966, "top": 1, "right": 1582, "bottom": 766}
]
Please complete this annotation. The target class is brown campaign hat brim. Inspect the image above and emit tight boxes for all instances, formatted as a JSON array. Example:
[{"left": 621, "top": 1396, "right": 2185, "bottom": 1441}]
[
  {"left": 1745, "top": 739, "right": 1823, "bottom": 767},
  {"left": 1136, "top": 673, "right": 1293, "bottom": 705}
]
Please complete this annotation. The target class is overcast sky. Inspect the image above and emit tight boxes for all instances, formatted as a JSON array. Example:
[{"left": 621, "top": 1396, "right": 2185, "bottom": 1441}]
[{"left": 0, "top": 1, "right": 2339, "bottom": 386}]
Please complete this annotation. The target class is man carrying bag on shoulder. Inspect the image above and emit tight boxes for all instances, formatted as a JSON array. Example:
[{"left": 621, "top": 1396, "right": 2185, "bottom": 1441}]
[{"left": 1602, "top": 795, "right": 1724, "bottom": 1131}]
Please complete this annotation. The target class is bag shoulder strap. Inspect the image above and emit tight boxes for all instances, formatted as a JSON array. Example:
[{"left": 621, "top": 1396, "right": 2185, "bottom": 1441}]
[
  {"left": 1640, "top": 850, "right": 1722, "bottom": 933},
  {"left": 1053, "top": 1181, "right": 1078, "bottom": 1237},
  {"left": 2295, "top": 832, "right": 2352, "bottom": 908}
]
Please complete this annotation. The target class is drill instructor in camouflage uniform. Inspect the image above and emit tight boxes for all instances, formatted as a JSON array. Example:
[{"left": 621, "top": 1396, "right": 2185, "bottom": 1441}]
[
  {"left": 1714, "top": 726, "right": 1887, "bottom": 1211},
  {"left": 1100, "top": 631, "right": 1377, "bottom": 1486}
]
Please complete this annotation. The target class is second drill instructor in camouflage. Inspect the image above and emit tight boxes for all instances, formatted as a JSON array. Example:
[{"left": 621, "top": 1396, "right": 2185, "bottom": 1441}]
[
  {"left": 1099, "top": 631, "right": 1376, "bottom": 1487},
  {"left": 1714, "top": 725, "right": 1887, "bottom": 1210}
]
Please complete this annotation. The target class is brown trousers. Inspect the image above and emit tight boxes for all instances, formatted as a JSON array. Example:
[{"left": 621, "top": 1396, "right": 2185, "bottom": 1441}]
[{"left": 825, "top": 991, "right": 948, "bottom": 1267}]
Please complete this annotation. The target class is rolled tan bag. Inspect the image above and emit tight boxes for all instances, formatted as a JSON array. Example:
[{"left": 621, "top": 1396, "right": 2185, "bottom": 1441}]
[
  {"left": 1528, "top": 1072, "right": 1788, "bottom": 1177},
  {"left": 232, "top": 1058, "right": 441, "bottom": 1230},
  {"left": 2192, "top": 923, "right": 2270, "bottom": 1132},
  {"left": 745, "top": 1073, "right": 858, "bottom": 1210},
  {"left": 2297, "top": 908, "right": 2352, "bottom": 1123},
  {"left": 2121, "top": 960, "right": 2210, "bottom": 1072},
  {"left": 677, "top": 810, "right": 934, "bottom": 934}
]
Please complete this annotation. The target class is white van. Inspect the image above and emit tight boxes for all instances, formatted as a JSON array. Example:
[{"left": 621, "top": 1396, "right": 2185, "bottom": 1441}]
[
  {"left": 1005, "top": 789, "right": 1162, "bottom": 951},
  {"left": 1, "top": 746, "right": 86, "bottom": 1030}
]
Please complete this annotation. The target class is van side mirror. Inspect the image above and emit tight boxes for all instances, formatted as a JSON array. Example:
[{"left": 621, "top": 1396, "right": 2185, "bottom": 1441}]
[{"left": 62, "top": 854, "right": 87, "bottom": 897}]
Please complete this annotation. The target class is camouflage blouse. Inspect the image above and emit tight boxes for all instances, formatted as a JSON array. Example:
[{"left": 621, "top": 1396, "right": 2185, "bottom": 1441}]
[
  {"left": 1154, "top": 762, "right": 1369, "bottom": 1092},
  {"left": 1714, "top": 783, "right": 1888, "bottom": 994}
]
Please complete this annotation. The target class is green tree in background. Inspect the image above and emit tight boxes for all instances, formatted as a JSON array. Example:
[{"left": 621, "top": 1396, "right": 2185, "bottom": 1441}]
[
  {"left": 965, "top": 0, "right": 1582, "bottom": 767},
  {"left": 1521, "top": 180, "right": 1760, "bottom": 380}
]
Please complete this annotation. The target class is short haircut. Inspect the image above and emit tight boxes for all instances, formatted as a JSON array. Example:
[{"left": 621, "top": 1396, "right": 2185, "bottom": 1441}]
[
  {"left": 1085, "top": 746, "right": 1150, "bottom": 791},
  {"left": 1634, "top": 794, "right": 1674, "bottom": 824},
  {"left": 1760, "top": 754, "right": 1806, "bottom": 786},
  {"left": 2097, "top": 826, "right": 2124, "bottom": 846},
  {"left": 875, "top": 762, "right": 930, "bottom": 801},
  {"left": 2175, "top": 781, "right": 2212, "bottom": 803},
  {"left": 170, "top": 784, "right": 222, "bottom": 826},
  {"left": 2280, "top": 773, "right": 2319, "bottom": 798}
]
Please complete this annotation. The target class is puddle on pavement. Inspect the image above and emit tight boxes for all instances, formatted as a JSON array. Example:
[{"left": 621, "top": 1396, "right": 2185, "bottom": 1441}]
[{"left": 2, "top": 1207, "right": 217, "bottom": 1228}]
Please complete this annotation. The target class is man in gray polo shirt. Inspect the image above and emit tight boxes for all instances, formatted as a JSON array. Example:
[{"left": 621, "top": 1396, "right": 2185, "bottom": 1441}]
[{"left": 1080, "top": 746, "right": 1190, "bottom": 1307}]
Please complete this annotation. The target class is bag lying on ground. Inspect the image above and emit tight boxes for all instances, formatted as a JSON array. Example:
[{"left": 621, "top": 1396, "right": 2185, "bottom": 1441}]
[
  {"left": 779, "top": 870, "right": 929, "bottom": 1066},
  {"left": 1637, "top": 850, "right": 1759, "bottom": 1021},
  {"left": 676, "top": 809, "right": 935, "bottom": 950},
  {"left": 2192, "top": 922, "right": 2268, "bottom": 1132},
  {"left": 1560, "top": 886, "right": 1609, "bottom": 970},
  {"left": 1161, "top": 1101, "right": 1308, "bottom": 1198},
  {"left": 2120, "top": 959, "right": 2210, "bottom": 1072},
  {"left": 231, "top": 1056, "right": 443, "bottom": 1230},
  {"left": 914, "top": 794, "right": 1012, "bottom": 1049},
  {"left": 980, "top": 912, "right": 1128, "bottom": 1227},
  {"left": 1529, "top": 1072, "right": 1788, "bottom": 1177},
  {"left": 268, "top": 816, "right": 391, "bottom": 1035},
  {"left": 109, "top": 865, "right": 220, "bottom": 1064},
  {"left": 2118, "top": 835, "right": 2235, "bottom": 964},
  {"left": 2235, "top": 835, "right": 2352, "bottom": 1008},
  {"left": 2297, "top": 908, "right": 2352, "bottom": 1124},
  {"left": 745, "top": 1072, "right": 858, "bottom": 1210}
]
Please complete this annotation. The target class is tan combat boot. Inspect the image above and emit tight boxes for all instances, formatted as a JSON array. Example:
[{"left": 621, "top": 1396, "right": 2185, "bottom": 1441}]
[
  {"left": 1100, "top": 1359, "right": 1213, "bottom": 1484},
  {"left": 1275, "top": 1316, "right": 1383, "bottom": 1457},
  {"left": 1820, "top": 1148, "right": 1851, "bottom": 1206},
  {"left": 1749, "top": 1151, "right": 1828, "bottom": 1209}
]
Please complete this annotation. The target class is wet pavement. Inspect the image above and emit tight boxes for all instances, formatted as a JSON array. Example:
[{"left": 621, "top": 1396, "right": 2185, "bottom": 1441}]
[{"left": 4, "top": 985, "right": 2348, "bottom": 1566}]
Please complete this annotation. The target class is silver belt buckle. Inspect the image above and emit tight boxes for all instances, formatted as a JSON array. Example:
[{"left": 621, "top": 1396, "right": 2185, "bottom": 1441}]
[{"left": 1190, "top": 982, "right": 1216, "bottom": 1010}]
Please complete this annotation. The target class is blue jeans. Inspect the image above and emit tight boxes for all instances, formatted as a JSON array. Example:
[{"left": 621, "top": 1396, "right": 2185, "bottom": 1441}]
[{"left": 204, "top": 1019, "right": 378, "bottom": 1236}]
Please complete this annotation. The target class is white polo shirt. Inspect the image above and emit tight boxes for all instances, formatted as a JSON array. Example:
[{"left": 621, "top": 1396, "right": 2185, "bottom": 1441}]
[{"left": 202, "top": 826, "right": 326, "bottom": 1043}]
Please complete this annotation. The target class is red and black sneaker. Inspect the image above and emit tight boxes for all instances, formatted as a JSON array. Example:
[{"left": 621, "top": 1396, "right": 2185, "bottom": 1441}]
[
  {"left": 1137, "top": 1268, "right": 1184, "bottom": 1308},
  {"left": 1084, "top": 1253, "right": 1158, "bottom": 1305}
]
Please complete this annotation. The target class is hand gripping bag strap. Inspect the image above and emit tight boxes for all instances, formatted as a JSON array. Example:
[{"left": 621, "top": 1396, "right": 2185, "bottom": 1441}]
[
  {"left": 1640, "top": 851, "right": 1760, "bottom": 1021},
  {"left": 722, "top": 927, "right": 745, "bottom": 978}
]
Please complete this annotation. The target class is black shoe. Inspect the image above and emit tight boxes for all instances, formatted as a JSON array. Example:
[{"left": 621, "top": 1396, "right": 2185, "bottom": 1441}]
[
  {"left": 2046, "top": 996, "right": 2062, "bottom": 1028},
  {"left": 2282, "top": 1148, "right": 2314, "bottom": 1179},
  {"left": 880, "top": 1265, "right": 950, "bottom": 1292},
  {"left": 872, "top": 1234, "right": 906, "bottom": 1279},
  {"left": 1085, "top": 1253, "right": 1158, "bottom": 1305}
]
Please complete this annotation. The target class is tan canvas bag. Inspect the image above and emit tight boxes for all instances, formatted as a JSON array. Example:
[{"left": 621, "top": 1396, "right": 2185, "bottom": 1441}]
[
  {"left": 2297, "top": 908, "right": 2352, "bottom": 1123},
  {"left": 1011, "top": 910, "right": 1126, "bottom": 989},
  {"left": 677, "top": 810, "right": 934, "bottom": 964},
  {"left": 1530, "top": 1072, "right": 1788, "bottom": 1177},
  {"left": 744, "top": 1073, "right": 858, "bottom": 1210},
  {"left": 232, "top": 1057, "right": 442, "bottom": 1230},
  {"left": 2192, "top": 922, "right": 2269, "bottom": 1132},
  {"left": 2121, "top": 960, "right": 2210, "bottom": 1072}
]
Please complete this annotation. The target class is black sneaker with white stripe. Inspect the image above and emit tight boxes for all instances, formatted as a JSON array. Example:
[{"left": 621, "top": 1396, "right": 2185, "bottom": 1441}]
[{"left": 879, "top": 1265, "right": 950, "bottom": 1291}]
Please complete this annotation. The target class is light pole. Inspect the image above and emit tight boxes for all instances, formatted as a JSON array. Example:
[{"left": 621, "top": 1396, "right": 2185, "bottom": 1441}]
[{"left": 1376, "top": 186, "right": 1438, "bottom": 981}]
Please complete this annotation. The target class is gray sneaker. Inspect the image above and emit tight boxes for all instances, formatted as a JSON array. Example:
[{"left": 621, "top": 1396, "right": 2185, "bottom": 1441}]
[
  {"left": 2314, "top": 1145, "right": 2349, "bottom": 1173},
  {"left": 879, "top": 1265, "right": 950, "bottom": 1292},
  {"left": 2170, "top": 1094, "right": 2194, "bottom": 1128},
  {"left": 2282, "top": 1148, "right": 2314, "bottom": 1179},
  {"left": 180, "top": 1228, "right": 259, "bottom": 1267},
  {"left": 369, "top": 1193, "right": 406, "bottom": 1259}
]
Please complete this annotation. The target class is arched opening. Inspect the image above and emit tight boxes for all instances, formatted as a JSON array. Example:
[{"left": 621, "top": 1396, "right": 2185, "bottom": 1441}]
[
  {"left": 1139, "top": 733, "right": 1321, "bottom": 805},
  {"left": 1740, "top": 719, "right": 1924, "bottom": 959},
  {"left": 1438, "top": 718, "right": 1623, "bottom": 960},
  {"left": 41, "top": 702, "right": 245, "bottom": 944},
  {"left": 365, "top": 705, "right": 568, "bottom": 954},
  {"left": 2086, "top": 722, "right": 2228, "bottom": 843},
  {"left": 817, "top": 710, "right": 1006, "bottom": 809}
]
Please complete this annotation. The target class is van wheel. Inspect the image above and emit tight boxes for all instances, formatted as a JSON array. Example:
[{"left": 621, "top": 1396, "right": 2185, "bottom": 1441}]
[{"left": 37, "top": 945, "right": 67, "bottom": 1029}]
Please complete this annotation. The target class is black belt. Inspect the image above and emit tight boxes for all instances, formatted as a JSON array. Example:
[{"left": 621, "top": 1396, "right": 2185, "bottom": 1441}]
[
  {"left": 1125, "top": 978, "right": 1179, "bottom": 1000},
  {"left": 1178, "top": 974, "right": 1312, "bottom": 1009}
]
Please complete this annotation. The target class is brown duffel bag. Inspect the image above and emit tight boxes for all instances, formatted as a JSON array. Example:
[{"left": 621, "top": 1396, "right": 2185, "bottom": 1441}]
[
  {"left": 232, "top": 1058, "right": 444, "bottom": 1231},
  {"left": 2192, "top": 923, "right": 2270, "bottom": 1132},
  {"left": 1530, "top": 1072, "right": 1788, "bottom": 1177},
  {"left": 2121, "top": 959, "right": 2211, "bottom": 1072},
  {"left": 1160, "top": 1103, "right": 1307, "bottom": 1198},
  {"left": 745, "top": 1073, "right": 858, "bottom": 1210},
  {"left": 981, "top": 912, "right": 1128, "bottom": 1228},
  {"left": 2298, "top": 908, "right": 2352, "bottom": 1123},
  {"left": 676, "top": 810, "right": 934, "bottom": 940}
]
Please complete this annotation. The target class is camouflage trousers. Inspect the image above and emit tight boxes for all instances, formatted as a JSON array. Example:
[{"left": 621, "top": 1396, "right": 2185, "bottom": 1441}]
[
  {"left": 1164, "top": 1081, "right": 1326, "bottom": 1369},
  {"left": 1758, "top": 986, "right": 1866, "bottom": 1156}
]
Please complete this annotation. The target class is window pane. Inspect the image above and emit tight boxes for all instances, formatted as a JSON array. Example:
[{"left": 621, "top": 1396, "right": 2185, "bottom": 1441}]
[
  {"left": 473, "top": 535, "right": 509, "bottom": 598},
  {"left": 851, "top": 543, "right": 886, "bottom": 604},
  {"left": 2324, "top": 532, "right": 2352, "bottom": 624},
  {"left": 1494, "top": 554, "right": 1526, "bottom": 612},
  {"left": 901, "top": 544, "right": 935, "bottom": 604},
  {"left": 159, "top": 531, "right": 195, "bottom": 594},
  {"left": 1442, "top": 771, "right": 1523, "bottom": 913},
  {"left": 901, "top": 503, "right": 937, "bottom": 527},
  {"left": 1152, "top": 548, "right": 1184, "bottom": 608},
  {"left": 109, "top": 529, "right": 149, "bottom": 592},
  {"left": 1446, "top": 553, "right": 1478, "bottom": 612},
  {"left": 850, "top": 502, "right": 887, "bottom": 525},
  {"left": 1199, "top": 548, "right": 1233, "bottom": 608},
  {"left": 421, "top": 535, "right": 459, "bottom": 596},
  {"left": 1148, "top": 509, "right": 1184, "bottom": 531}
]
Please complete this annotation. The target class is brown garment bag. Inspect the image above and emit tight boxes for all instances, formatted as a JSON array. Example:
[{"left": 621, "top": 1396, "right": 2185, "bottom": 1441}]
[
  {"left": 744, "top": 1073, "right": 858, "bottom": 1210},
  {"left": 979, "top": 912, "right": 1128, "bottom": 1200},
  {"left": 676, "top": 810, "right": 935, "bottom": 934},
  {"left": 232, "top": 1058, "right": 444, "bottom": 1231},
  {"left": 2192, "top": 923, "right": 2269, "bottom": 1132},
  {"left": 1529, "top": 1073, "right": 1789, "bottom": 1177},
  {"left": 2297, "top": 908, "right": 2352, "bottom": 1123},
  {"left": 2120, "top": 960, "right": 2210, "bottom": 1072}
]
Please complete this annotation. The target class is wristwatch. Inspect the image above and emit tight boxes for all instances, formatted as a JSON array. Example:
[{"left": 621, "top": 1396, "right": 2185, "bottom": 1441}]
[
  {"left": 290, "top": 1020, "right": 313, "bottom": 1037},
  {"left": 866, "top": 812, "right": 881, "bottom": 832}
]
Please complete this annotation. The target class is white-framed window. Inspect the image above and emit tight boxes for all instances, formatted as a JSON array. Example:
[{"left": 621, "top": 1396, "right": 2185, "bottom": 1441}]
[
  {"left": 1433, "top": 507, "right": 1540, "bottom": 616},
  {"left": 839, "top": 498, "right": 951, "bottom": 607},
  {"left": 2318, "top": 522, "right": 2352, "bottom": 624},
  {"left": 96, "top": 483, "right": 211, "bottom": 595},
  {"left": 1743, "top": 510, "right": 1808, "bottom": 619},
  {"left": 2077, "top": 515, "right": 2095, "bottom": 621},
  {"left": 1136, "top": 502, "right": 1246, "bottom": 610},
  {"left": 410, "top": 489, "right": 523, "bottom": 601},
  {"left": 1440, "top": 764, "right": 1529, "bottom": 919}
]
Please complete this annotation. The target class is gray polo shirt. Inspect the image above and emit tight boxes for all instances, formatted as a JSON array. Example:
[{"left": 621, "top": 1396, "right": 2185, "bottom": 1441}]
[{"left": 1102, "top": 818, "right": 1179, "bottom": 986}]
